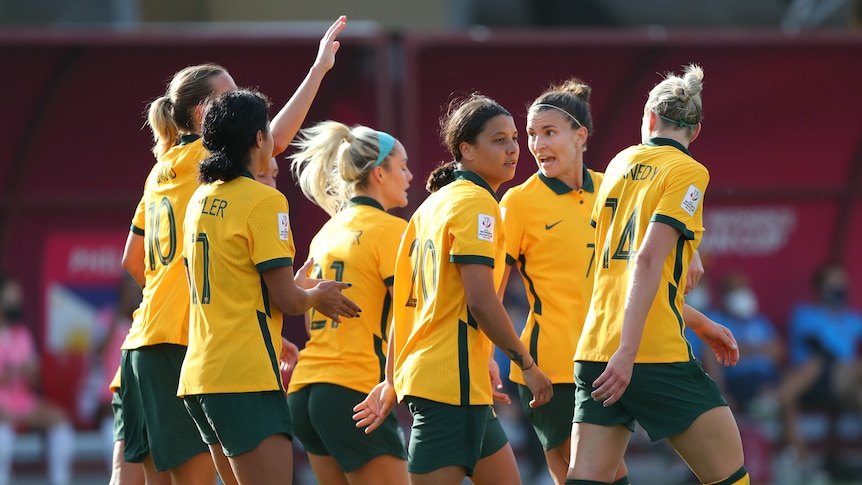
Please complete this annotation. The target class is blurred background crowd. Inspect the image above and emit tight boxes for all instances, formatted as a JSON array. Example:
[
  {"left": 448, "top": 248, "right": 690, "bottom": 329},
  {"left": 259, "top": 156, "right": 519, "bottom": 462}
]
[{"left": 1, "top": 1, "right": 862, "bottom": 484}]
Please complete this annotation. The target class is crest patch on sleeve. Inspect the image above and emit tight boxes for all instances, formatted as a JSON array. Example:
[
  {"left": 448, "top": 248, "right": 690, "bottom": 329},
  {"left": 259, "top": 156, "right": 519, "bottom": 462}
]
[
  {"left": 278, "top": 212, "right": 291, "bottom": 241},
  {"left": 478, "top": 213, "right": 495, "bottom": 242},
  {"left": 681, "top": 185, "right": 702, "bottom": 217}
]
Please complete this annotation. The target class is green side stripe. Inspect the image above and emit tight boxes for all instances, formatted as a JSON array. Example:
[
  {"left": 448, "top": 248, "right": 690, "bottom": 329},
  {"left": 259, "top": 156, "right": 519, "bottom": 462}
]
[
  {"left": 518, "top": 254, "right": 542, "bottom": 315},
  {"left": 529, "top": 318, "right": 540, "bottom": 366},
  {"left": 458, "top": 318, "right": 471, "bottom": 406},
  {"left": 256, "top": 309, "right": 283, "bottom": 392}
]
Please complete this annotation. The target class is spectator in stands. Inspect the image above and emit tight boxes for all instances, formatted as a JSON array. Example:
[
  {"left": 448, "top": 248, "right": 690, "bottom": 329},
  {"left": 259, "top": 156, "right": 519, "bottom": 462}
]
[
  {"left": 777, "top": 262, "right": 862, "bottom": 464},
  {"left": 708, "top": 272, "right": 783, "bottom": 416},
  {"left": 0, "top": 275, "right": 74, "bottom": 485}
]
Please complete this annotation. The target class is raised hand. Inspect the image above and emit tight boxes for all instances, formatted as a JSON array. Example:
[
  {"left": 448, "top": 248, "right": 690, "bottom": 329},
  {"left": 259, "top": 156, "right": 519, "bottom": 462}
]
[{"left": 314, "top": 15, "right": 347, "bottom": 73}]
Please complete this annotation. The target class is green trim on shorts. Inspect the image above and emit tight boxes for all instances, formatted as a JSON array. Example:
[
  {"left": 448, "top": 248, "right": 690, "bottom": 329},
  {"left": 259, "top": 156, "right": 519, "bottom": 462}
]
[
  {"left": 479, "top": 415, "right": 508, "bottom": 458},
  {"left": 517, "top": 383, "right": 575, "bottom": 451},
  {"left": 111, "top": 391, "right": 123, "bottom": 443},
  {"left": 287, "top": 383, "right": 406, "bottom": 473},
  {"left": 405, "top": 396, "right": 505, "bottom": 476},
  {"left": 119, "top": 345, "right": 209, "bottom": 471},
  {"left": 184, "top": 390, "right": 292, "bottom": 457},
  {"left": 574, "top": 360, "right": 727, "bottom": 441}
]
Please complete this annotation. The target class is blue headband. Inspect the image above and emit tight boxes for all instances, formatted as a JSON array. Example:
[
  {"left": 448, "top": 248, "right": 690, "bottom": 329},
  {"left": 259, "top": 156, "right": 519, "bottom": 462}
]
[{"left": 374, "top": 131, "right": 395, "bottom": 167}]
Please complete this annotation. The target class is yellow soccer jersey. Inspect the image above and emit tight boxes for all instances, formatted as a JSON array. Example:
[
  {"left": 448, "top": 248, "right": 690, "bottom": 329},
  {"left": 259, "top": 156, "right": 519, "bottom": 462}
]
[
  {"left": 501, "top": 167, "right": 603, "bottom": 385},
  {"left": 393, "top": 171, "right": 505, "bottom": 407},
  {"left": 122, "top": 136, "right": 208, "bottom": 349},
  {"left": 576, "top": 138, "right": 708, "bottom": 364},
  {"left": 178, "top": 173, "right": 295, "bottom": 396},
  {"left": 287, "top": 197, "right": 407, "bottom": 395}
]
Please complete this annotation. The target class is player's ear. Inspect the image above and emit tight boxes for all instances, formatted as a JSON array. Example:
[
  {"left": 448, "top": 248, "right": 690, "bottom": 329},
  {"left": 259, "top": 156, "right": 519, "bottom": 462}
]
[
  {"left": 689, "top": 123, "right": 702, "bottom": 143},
  {"left": 255, "top": 130, "right": 265, "bottom": 148}
]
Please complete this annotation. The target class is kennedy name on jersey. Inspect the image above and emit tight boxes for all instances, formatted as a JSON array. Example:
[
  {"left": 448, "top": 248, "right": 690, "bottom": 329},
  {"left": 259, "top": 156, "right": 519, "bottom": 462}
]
[{"left": 624, "top": 163, "right": 661, "bottom": 182}]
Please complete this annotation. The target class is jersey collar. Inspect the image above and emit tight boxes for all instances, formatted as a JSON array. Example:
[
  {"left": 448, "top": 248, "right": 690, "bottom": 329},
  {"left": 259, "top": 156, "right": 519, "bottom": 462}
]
[
  {"left": 454, "top": 170, "right": 499, "bottom": 201},
  {"left": 646, "top": 137, "right": 691, "bottom": 157},
  {"left": 537, "top": 165, "right": 595, "bottom": 195},
  {"left": 179, "top": 134, "right": 201, "bottom": 145},
  {"left": 240, "top": 168, "right": 255, "bottom": 180},
  {"left": 349, "top": 196, "right": 384, "bottom": 211}
]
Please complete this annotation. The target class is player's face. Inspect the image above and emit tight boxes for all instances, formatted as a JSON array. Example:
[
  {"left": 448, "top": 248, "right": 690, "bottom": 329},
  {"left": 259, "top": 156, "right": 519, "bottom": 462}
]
[
  {"left": 379, "top": 140, "right": 412, "bottom": 210},
  {"left": 461, "top": 114, "right": 519, "bottom": 191},
  {"left": 527, "top": 108, "right": 584, "bottom": 183},
  {"left": 256, "top": 158, "right": 279, "bottom": 189}
]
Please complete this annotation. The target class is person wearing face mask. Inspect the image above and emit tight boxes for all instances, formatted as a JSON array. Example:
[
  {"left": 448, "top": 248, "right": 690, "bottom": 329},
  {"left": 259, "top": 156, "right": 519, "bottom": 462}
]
[
  {"left": 777, "top": 262, "right": 862, "bottom": 472},
  {"left": 0, "top": 276, "right": 74, "bottom": 485},
  {"left": 707, "top": 272, "right": 783, "bottom": 416}
]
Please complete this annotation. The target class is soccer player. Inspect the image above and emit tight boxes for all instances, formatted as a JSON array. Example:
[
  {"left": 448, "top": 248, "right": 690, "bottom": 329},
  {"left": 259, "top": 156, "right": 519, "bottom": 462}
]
[
  {"left": 499, "top": 78, "right": 629, "bottom": 485},
  {"left": 356, "top": 93, "right": 553, "bottom": 485},
  {"left": 502, "top": 78, "right": 733, "bottom": 485},
  {"left": 567, "top": 64, "right": 748, "bottom": 485},
  {"left": 179, "top": 89, "right": 360, "bottom": 485},
  {"left": 118, "top": 16, "right": 349, "bottom": 485},
  {"left": 286, "top": 121, "right": 412, "bottom": 485}
]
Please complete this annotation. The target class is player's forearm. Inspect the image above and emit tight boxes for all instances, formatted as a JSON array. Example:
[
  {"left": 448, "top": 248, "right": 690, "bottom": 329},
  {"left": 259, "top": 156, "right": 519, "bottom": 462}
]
[{"left": 270, "top": 64, "right": 329, "bottom": 156}]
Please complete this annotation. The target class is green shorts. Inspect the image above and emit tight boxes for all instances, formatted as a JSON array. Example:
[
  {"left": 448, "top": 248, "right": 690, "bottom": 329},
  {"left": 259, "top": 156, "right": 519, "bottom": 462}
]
[
  {"left": 404, "top": 396, "right": 508, "bottom": 476},
  {"left": 574, "top": 360, "right": 727, "bottom": 441},
  {"left": 111, "top": 391, "right": 123, "bottom": 442},
  {"left": 119, "top": 345, "right": 209, "bottom": 471},
  {"left": 287, "top": 383, "right": 407, "bottom": 472},
  {"left": 184, "top": 390, "right": 292, "bottom": 457},
  {"left": 518, "top": 383, "right": 575, "bottom": 451}
]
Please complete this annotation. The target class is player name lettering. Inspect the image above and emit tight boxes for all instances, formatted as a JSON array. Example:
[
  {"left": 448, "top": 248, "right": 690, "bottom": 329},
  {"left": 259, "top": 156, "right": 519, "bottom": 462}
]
[
  {"left": 624, "top": 163, "right": 660, "bottom": 182},
  {"left": 199, "top": 196, "right": 228, "bottom": 218},
  {"left": 155, "top": 164, "right": 177, "bottom": 184}
]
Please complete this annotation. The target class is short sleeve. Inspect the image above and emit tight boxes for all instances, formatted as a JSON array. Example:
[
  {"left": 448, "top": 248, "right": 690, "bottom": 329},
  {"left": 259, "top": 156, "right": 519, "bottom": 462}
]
[
  {"left": 449, "top": 195, "right": 500, "bottom": 267},
  {"left": 377, "top": 218, "right": 408, "bottom": 284},
  {"left": 130, "top": 196, "right": 145, "bottom": 235},
  {"left": 652, "top": 161, "right": 709, "bottom": 240},
  {"left": 500, "top": 189, "right": 524, "bottom": 267},
  {"left": 247, "top": 193, "right": 295, "bottom": 271}
]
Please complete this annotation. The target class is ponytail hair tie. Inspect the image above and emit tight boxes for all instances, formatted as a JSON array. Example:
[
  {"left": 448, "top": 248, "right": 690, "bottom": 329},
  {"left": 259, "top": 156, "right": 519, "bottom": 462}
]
[
  {"left": 657, "top": 112, "right": 698, "bottom": 128},
  {"left": 374, "top": 131, "right": 396, "bottom": 167}
]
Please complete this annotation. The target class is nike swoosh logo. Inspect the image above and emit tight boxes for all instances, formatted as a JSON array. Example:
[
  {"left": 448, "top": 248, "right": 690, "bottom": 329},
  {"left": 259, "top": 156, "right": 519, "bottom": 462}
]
[{"left": 545, "top": 220, "right": 562, "bottom": 230}]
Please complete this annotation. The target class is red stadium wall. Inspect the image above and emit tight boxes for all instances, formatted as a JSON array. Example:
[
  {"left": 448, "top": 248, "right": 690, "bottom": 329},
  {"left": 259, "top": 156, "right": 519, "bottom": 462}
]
[
  {"left": 0, "top": 30, "right": 391, "bottom": 355},
  {"left": 1, "top": 29, "right": 861, "bottom": 360},
  {"left": 398, "top": 30, "right": 862, "bottom": 335}
]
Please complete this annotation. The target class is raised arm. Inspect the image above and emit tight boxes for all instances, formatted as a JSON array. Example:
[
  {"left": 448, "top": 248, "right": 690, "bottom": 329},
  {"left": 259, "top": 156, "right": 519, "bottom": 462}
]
[{"left": 271, "top": 15, "right": 346, "bottom": 156}]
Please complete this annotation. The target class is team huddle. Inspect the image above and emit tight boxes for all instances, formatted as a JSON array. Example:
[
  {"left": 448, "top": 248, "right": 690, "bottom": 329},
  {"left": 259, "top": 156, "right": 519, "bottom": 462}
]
[{"left": 111, "top": 15, "right": 749, "bottom": 485}]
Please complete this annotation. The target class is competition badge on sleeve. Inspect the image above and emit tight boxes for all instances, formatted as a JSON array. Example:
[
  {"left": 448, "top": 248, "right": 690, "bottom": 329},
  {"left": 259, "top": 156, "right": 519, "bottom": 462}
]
[
  {"left": 278, "top": 212, "right": 291, "bottom": 241},
  {"left": 681, "top": 185, "right": 703, "bottom": 217},
  {"left": 477, "top": 214, "right": 495, "bottom": 242}
]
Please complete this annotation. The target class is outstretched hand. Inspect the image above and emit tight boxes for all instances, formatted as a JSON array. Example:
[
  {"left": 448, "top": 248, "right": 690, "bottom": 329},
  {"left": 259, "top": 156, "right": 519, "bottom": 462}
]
[
  {"left": 312, "top": 280, "right": 361, "bottom": 324},
  {"left": 314, "top": 15, "right": 347, "bottom": 73},
  {"left": 692, "top": 319, "right": 739, "bottom": 367},
  {"left": 353, "top": 380, "right": 396, "bottom": 434}
]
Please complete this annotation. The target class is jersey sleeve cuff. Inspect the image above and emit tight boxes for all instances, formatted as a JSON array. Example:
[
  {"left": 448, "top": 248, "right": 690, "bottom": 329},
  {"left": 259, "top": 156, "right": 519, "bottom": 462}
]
[
  {"left": 651, "top": 214, "right": 695, "bottom": 240},
  {"left": 256, "top": 257, "right": 293, "bottom": 272},
  {"left": 450, "top": 255, "right": 495, "bottom": 267}
]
